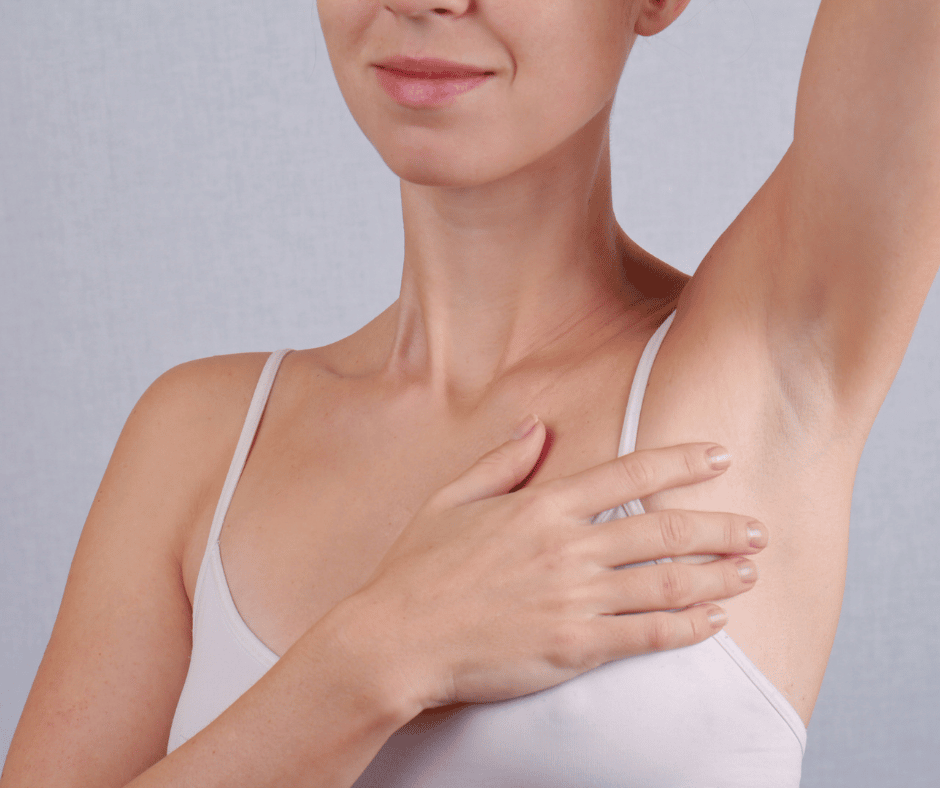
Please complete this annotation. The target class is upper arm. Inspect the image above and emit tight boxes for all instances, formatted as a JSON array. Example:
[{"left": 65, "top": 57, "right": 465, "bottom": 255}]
[
  {"left": 721, "top": 0, "right": 940, "bottom": 424},
  {"left": 1, "top": 354, "right": 267, "bottom": 788}
]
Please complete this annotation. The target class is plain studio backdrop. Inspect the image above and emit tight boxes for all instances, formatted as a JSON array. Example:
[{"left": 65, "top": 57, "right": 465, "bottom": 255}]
[{"left": 1, "top": 1, "right": 937, "bottom": 784}]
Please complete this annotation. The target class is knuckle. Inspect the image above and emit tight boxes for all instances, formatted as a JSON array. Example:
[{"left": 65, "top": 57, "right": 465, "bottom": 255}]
[
  {"left": 646, "top": 613, "right": 676, "bottom": 652},
  {"left": 538, "top": 479, "right": 566, "bottom": 511},
  {"left": 546, "top": 622, "right": 591, "bottom": 669},
  {"left": 724, "top": 517, "right": 740, "bottom": 551},
  {"left": 659, "top": 510, "right": 692, "bottom": 554},
  {"left": 682, "top": 449, "right": 700, "bottom": 479},
  {"left": 511, "top": 481, "right": 566, "bottom": 532},
  {"left": 512, "top": 487, "right": 550, "bottom": 523},
  {"left": 659, "top": 563, "right": 690, "bottom": 607},
  {"left": 534, "top": 539, "right": 575, "bottom": 574},
  {"left": 685, "top": 609, "right": 708, "bottom": 644},
  {"left": 723, "top": 560, "right": 746, "bottom": 593},
  {"left": 617, "top": 455, "right": 656, "bottom": 492},
  {"left": 479, "top": 446, "right": 512, "bottom": 470}
]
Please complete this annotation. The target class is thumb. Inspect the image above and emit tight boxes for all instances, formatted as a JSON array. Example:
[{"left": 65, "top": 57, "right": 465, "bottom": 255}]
[{"left": 433, "top": 415, "right": 546, "bottom": 509}]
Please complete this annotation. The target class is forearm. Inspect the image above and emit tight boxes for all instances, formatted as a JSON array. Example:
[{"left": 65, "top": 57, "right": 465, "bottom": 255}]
[
  {"left": 128, "top": 599, "right": 421, "bottom": 788},
  {"left": 775, "top": 0, "right": 940, "bottom": 401},
  {"left": 796, "top": 0, "right": 940, "bottom": 203}
]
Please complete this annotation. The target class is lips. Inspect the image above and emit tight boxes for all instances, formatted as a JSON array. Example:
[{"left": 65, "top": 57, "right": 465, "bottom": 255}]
[
  {"left": 375, "top": 56, "right": 493, "bottom": 78},
  {"left": 373, "top": 56, "right": 495, "bottom": 108}
]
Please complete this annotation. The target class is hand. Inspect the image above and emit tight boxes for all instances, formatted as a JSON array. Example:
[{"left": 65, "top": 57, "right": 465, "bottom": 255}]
[{"left": 343, "top": 416, "right": 763, "bottom": 711}]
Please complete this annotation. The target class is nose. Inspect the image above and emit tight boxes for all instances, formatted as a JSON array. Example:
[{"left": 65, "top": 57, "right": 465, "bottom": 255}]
[{"left": 383, "top": 0, "right": 472, "bottom": 18}]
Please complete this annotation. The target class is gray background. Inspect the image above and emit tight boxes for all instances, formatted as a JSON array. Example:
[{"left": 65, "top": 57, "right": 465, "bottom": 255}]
[{"left": 1, "top": 1, "right": 937, "bottom": 784}]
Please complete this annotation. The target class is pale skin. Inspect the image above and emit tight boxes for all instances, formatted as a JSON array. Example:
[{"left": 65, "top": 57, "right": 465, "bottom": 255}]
[{"left": 3, "top": 0, "right": 940, "bottom": 786}]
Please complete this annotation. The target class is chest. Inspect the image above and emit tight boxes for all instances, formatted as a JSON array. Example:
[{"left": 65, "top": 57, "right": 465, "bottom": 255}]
[
  {"left": 180, "top": 313, "right": 861, "bottom": 727},
  {"left": 182, "top": 343, "right": 648, "bottom": 657}
]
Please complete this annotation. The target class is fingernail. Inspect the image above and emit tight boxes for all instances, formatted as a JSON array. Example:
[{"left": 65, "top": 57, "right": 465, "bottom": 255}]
[
  {"left": 747, "top": 521, "right": 765, "bottom": 549},
  {"left": 512, "top": 414, "right": 539, "bottom": 440},
  {"left": 708, "top": 607, "right": 727, "bottom": 627},
  {"left": 736, "top": 559, "right": 757, "bottom": 582},
  {"left": 706, "top": 445, "right": 732, "bottom": 471}
]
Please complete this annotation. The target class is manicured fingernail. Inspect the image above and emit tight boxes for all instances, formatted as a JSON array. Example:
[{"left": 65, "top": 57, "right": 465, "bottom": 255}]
[
  {"left": 708, "top": 608, "right": 727, "bottom": 627},
  {"left": 706, "top": 445, "right": 732, "bottom": 471},
  {"left": 736, "top": 559, "right": 757, "bottom": 582},
  {"left": 512, "top": 414, "right": 539, "bottom": 440},
  {"left": 747, "top": 522, "right": 765, "bottom": 549}
]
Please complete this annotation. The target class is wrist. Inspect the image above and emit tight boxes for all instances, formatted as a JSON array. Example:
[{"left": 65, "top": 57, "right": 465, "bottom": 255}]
[{"left": 311, "top": 591, "right": 431, "bottom": 724}]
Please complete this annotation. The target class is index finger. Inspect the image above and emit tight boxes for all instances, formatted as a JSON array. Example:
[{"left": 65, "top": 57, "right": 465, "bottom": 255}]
[{"left": 548, "top": 443, "right": 731, "bottom": 520}]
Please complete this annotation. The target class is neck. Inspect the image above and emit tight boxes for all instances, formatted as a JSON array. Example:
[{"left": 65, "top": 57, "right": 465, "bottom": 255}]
[{"left": 385, "top": 110, "right": 655, "bottom": 401}]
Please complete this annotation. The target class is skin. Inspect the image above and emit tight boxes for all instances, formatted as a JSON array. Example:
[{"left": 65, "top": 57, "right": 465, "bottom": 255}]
[
  {"left": 317, "top": 0, "right": 672, "bottom": 392},
  {"left": 3, "top": 0, "right": 939, "bottom": 785}
]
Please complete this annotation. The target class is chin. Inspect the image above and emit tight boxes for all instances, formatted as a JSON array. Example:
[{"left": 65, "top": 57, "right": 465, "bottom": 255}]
[
  {"left": 379, "top": 144, "right": 518, "bottom": 190},
  {"left": 389, "top": 163, "right": 492, "bottom": 189}
]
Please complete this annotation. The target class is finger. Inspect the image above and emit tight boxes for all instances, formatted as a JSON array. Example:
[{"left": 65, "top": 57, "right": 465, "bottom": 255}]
[
  {"left": 584, "top": 511, "right": 766, "bottom": 567},
  {"left": 589, "top": 605, "right": 728, "bottom": 666},
  {"left": 430, "top": 416, "right": 547, "bottom": 510},
  {"left": 549, "top": 443, "right": 731, "bottom": 520},
  {"left": 594, "top": 557, "right": 758, "bottom": 615}
]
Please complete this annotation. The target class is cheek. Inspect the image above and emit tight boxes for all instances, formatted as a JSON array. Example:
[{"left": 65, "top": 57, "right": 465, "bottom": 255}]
[
  {"left": 512, "top": 0, "right": 633, "bottom": 104},
  {"left": 507, "top": 23, "right": 630, "bottom": 145},
  {"left": 317, "top": 0, "right": 387, "bottom": 143},
  {"left": 317, "top": 0, "right": 375, "bottom": 78}
]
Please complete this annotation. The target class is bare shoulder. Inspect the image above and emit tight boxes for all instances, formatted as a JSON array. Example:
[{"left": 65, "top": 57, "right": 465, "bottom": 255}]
[
  {"left": 0, "top": 350, "right": 280, "bottom": 788},
  {"left": 138, "top": 352, "right": 273, "bottom": 441},
  {"left": 116, "top": 353, "right": 275, "bottom": 549}
]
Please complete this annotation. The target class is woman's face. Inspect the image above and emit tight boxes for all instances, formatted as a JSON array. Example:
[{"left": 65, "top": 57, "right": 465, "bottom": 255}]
[{"left": 317, "top": 0, "right": 671, "bottom": 188}]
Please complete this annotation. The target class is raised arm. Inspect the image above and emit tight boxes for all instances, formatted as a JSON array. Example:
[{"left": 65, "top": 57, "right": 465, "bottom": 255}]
[
  {"left": 698, "top": 0, "right": 940, "bottom": 425},
  {"left": 785, "top": 0, "right": 940, "bottom": 402}
]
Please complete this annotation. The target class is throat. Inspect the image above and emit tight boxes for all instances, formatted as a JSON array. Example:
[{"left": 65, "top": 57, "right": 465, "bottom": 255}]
[{"left": 382, "top": 290, "right": 645, "bottom": 407}]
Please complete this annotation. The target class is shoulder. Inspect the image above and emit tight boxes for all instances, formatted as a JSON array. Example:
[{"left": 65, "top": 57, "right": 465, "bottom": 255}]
[
  {"left": 133, "top": 342, "right": 359, "bottom": 463},
  {"left": 126, "top": 353, "right": 274, "bottom": 479},
  {"left": 109, "top": 352, "right": 294, "bottom": 555},
  {"left": 128, "top": 350, "right": 312, "bottom": 457},
  {"left": 137, "top": 352, "right": 273, "bottom": 426}
]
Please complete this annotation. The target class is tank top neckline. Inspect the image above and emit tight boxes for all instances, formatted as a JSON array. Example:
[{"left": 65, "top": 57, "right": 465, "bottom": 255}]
[{"left": 190, "top": 308, "right": 807, "bottom": 750}]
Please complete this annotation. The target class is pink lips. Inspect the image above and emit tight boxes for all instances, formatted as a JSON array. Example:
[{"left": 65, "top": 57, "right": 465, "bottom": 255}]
[{"left": 374, "top": 56, "right": 495, "bottom": 108}]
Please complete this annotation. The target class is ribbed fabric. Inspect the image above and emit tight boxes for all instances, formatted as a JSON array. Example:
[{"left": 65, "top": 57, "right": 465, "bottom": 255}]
[{"left": 168, "top": 312, "right": 806, "bottom": 785}]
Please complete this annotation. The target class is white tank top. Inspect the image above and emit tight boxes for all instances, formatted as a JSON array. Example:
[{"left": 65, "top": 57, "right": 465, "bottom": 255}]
[{"left": 168, "top": 311, "right": 806, "bottom": 785}]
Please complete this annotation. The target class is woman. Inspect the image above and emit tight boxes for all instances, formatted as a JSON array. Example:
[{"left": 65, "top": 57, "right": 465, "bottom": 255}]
[{"left": 3, "top": 0, "right": 938, "bottom": 785}]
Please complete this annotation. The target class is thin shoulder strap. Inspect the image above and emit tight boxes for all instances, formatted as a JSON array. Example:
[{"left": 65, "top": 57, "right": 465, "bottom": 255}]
[
  {"left": 205, "top": 349, "right": 293, "bottom": 547},
  {"left": 617, "top": 309, "right": 676, "bottom": 516}
]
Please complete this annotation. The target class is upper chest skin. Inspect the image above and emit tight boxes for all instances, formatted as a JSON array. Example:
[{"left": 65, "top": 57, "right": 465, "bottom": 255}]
[{"left": 180, "top": 262, "right": 866, "bottom": 731}]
